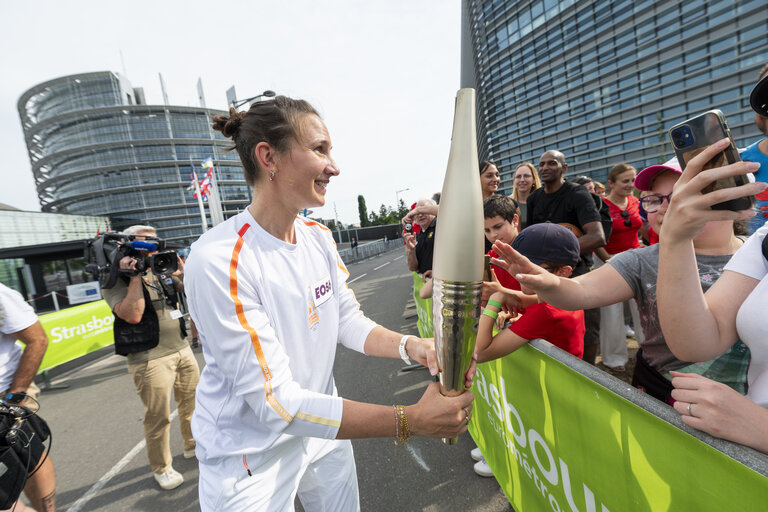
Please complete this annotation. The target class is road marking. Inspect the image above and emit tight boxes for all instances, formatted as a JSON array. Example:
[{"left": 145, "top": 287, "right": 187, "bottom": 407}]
[
  {"left": 66, "top": 409, "right": 180, "bottom": 512},
  {"left": 393, "top": 255, "right": 403, "bottom": 261},
  {"left": 374, "top": 261, "right": 390, "bottom": 270},
  {"left": 406, "top": 444, "right": 431, "bottom": 472},
  {"left": 348, "top": 273, "right": 367, "bottom": 284}
]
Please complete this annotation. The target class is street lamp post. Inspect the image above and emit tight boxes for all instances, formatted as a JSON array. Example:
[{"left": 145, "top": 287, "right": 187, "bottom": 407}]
[
  {"left": 395, "top": 187, "right": 410, "bottom": 210},
  {"left": 230, "top": 90, "right": 277, "bottom": 109}
]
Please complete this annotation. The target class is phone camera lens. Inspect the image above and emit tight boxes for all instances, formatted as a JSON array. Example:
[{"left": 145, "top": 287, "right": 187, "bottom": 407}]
[{"left": 672, "top": 130, "right": 681, "bottom": 138}]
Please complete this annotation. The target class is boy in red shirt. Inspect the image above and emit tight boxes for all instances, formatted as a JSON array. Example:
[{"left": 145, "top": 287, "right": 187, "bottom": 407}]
[{"left": 477, "top": 223, "right": 585, "bottom": 361}]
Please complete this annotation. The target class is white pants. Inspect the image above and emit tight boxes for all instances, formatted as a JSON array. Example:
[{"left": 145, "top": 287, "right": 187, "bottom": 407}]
[
  {"left": 199, "top": 437, "right": 359, "bottom": 512},
  {"left": 594, "top": 257, "right": 645, "bottom": 368}
]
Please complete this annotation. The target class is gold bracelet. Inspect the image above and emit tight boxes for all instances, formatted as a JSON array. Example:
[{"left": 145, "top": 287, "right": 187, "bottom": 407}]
[
  {"left": 393, "top": 405, "right": 400, "bottom": 443},
  {"left": 395, "top": 405, "right": 411, "bottom": 444}
]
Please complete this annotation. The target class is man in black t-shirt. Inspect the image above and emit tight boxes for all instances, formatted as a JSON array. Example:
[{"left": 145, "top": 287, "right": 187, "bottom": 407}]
[
  {"left": 526, "top": 150, "right": 606, "bottom": 275},
  {"left": 527, "top": 150, "right": 606, "bottom": 363}
]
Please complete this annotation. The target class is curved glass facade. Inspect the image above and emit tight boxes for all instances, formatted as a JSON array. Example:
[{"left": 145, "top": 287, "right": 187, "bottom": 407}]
[
  {"left": 18, "top": 71, "right": 249, "bottom": 246},
  {"left": 461, "top": 0, "right": 767, "bottom": 194}
]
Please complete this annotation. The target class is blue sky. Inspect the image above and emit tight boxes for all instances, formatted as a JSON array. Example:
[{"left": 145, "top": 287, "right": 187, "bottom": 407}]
[{"left": 1, "top": 0, "right": 460, "bottom": 225}]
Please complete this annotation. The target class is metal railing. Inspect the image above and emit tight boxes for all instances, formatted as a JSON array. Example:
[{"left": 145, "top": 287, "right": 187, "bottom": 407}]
[{"left": 338, "top": 238, "right": 400, "bottom": 265}]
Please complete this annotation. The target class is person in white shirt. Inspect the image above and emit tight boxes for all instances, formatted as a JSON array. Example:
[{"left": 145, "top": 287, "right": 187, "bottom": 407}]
[
  {"left": 0, "top": 284, "right": 56, "bottom": 512},
  {"left": 184, "top": 96, "right": 475, "bottom": 511},
  {"left": 656, "top": 136, "right": 768, "bottom": 453}
]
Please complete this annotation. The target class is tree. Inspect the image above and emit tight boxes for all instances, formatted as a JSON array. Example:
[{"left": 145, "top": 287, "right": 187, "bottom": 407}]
[
  {"left": 357, "top": 195, "right": 370, "bottom": 227},
  {"left": 396, "top": 199, "right": 409, "bottom": 220}
]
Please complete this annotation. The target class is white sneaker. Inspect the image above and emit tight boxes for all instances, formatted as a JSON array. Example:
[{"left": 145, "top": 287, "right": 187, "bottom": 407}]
[
  {"left": 154, "top": 467, "right": 184, "bottom": 490},
  {"left": 183, "top": 448, "right": 196, "bottom": 459},
  {"left": 470, "top": 447, "right": 483, "bottom": 461},
  {"left": 625, "top": 324, "right": 635, "bottom": 337},
  {"left": 474, "top": 458, "right": 494, "bottom": 478}
]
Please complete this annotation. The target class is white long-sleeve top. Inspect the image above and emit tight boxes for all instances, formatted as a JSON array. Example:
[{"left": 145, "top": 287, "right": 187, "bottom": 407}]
[{"left": 185, "top": 210, "right": 377, "bottom": 463}]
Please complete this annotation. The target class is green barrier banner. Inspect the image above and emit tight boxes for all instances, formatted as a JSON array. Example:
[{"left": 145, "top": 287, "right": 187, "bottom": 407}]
[
  {"left": 411, "top": 272, "right": 433, "bottom": 338},
  {"left": 469, "top": 345, "right": 768, "bottom": 511},
  {"left": 36, "top": 300, "right": 114, "bottom": 372}
]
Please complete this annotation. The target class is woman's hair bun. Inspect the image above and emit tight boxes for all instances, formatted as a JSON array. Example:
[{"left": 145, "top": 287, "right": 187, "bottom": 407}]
[{"left": 212, "top": 107, "right": 245, "bottom": 139}]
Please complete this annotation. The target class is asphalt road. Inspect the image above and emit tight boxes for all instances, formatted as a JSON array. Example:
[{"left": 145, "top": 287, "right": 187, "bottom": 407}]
[{"left": 33, "top": 248, "right": 513, "bottom": 511}]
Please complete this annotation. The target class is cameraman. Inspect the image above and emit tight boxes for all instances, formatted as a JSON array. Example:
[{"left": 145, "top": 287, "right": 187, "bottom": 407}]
[
  {"left": 101, "top": 225, "right": 199, "bottom": 491},
  {"left": 0, "top": 284, "right": 55, "bottom": 512}
]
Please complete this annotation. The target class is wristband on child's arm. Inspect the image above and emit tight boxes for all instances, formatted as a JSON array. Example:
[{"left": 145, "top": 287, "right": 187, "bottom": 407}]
[
  {"left": 487, "top": 299, "right": 503, "bottom": 309},
  {"left": 482, "top": 308, "right": 499, "bottom": 320}
]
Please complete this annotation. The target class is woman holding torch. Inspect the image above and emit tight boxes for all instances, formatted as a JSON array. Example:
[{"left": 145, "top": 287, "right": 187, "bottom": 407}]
[{"left": 184, "top": 96, "right": 474, "bottom": 511}]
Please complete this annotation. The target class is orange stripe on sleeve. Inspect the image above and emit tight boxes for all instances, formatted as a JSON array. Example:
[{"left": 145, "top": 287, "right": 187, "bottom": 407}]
[{"left": 229, "top": 222, "right": 293, "bottom": 424}]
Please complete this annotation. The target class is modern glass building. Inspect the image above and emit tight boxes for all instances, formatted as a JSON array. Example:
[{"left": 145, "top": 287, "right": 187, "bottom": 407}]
[
  {"left": 461, "top": 0, "right": 767, "bottom": 194},
  {"left": 0, "top": 204, "right": 108, "bottom": 293},
  {"left": 18, "top": 71, "right": 250, "bottom": 246}
]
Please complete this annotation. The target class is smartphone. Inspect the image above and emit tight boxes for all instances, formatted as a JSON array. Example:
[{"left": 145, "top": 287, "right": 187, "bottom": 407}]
[{"left": 668, "top": 110, "right": 754, "bottom": 211}]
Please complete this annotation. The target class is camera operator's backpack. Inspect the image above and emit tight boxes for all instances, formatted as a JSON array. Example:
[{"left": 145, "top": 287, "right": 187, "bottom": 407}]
[{"left": 0, "top": 404, "right": 51, "bottom": 508}]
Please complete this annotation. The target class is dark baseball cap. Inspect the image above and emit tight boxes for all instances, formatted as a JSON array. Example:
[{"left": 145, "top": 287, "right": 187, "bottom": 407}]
[
  {"left": 751, "top": 73, "right": 768, "bottom": 117},
  {"left": 511, "top": 222, "right": 580, "bottom": 268}
]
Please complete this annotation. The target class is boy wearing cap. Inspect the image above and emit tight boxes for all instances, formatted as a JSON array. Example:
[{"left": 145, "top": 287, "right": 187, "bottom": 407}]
[{"left": 476, "top": 223, "right": 585, "bottom": 363}]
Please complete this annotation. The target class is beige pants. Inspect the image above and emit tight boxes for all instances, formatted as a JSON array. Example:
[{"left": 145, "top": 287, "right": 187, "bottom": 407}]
[{"left": 128, "top": 346, "right": 200, "bottom": 473}]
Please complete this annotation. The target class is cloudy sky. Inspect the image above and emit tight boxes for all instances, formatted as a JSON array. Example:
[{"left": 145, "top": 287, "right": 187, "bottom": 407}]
[{"left": 1, "top": 0, "right": 460, "bottom": 225}]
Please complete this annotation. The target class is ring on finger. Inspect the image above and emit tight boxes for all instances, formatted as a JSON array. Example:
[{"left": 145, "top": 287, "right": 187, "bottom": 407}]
[{"left": 687, "top": 402, "right": 694, "bottom": 417}]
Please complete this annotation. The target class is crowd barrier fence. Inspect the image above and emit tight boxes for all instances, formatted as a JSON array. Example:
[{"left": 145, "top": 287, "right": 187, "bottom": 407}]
[
  {"left": 36, "top": 299, "right": 115, "bottom": 373},
  {"left": 411, "top": 284, "right": 768, "bottom": 510},
  {"left": 338, "top": 238, "right": 399, "bottom": 265}
]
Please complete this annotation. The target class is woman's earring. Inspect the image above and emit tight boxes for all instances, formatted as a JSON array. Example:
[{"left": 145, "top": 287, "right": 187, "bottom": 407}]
[{"left": 269, "top": 170, "right": 275, "bottom": 181}]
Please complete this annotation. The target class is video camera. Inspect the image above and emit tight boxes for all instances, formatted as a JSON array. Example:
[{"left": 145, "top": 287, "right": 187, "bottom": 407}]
[{"left": 84, "top": 232, "right": 178, "bottom": 289}]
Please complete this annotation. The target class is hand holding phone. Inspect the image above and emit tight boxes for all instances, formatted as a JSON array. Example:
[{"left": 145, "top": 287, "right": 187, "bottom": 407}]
[{"left": 668, "top": 110, "right": 755, "bottom": 211}]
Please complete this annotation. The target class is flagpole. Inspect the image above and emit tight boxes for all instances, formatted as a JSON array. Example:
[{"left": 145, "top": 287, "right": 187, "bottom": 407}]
[
  {"left": 202, "top": 157, "right": 225, "bottom": 226},
  {"left": 190, "top": 159, "right": 208, "bottom": 233}
]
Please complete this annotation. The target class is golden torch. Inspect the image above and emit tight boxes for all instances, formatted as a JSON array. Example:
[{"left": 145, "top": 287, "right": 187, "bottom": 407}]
[{"left": 431, "top": 88, "right": 484, "bottom": 445}]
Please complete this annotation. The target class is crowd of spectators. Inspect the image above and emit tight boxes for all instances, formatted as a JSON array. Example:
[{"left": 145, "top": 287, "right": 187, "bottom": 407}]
[{"left": 401, "top": 65, "right": 768, "bottom": 470}]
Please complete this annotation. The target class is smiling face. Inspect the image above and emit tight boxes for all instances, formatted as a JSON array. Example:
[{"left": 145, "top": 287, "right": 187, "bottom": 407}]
[
  {"left": 273, "top": 114, "right": 339, "bottom": 210},
  {"left": 480, "top": 164, "right": 500, "bottom": 197},
  {"left": 538, "top": 151, "right": 566, "bottom": 184},
  {"left": 414, "top": 200, "right": 436, "bottom": 229},
  {"left": 514, "top": 165, "right": 534, "bottom": 194},
  {"left": 608, "top": 169, "right": 636, "bottom": 198},
  {"left": 646, "top": 171, "right": 678, "bottom": 234}
]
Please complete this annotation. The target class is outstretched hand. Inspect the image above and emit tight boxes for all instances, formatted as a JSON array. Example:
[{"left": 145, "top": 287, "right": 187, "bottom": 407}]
[
  {"left": 490, "top": 240, "right": 559, "bottom": 293},
  {"left": 662, "top": 138, "right": 765, "bottom": 242}
]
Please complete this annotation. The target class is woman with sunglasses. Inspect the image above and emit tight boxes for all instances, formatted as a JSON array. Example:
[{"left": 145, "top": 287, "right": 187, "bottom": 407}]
[
  {"left": 490, "top": 158, "right": 750, "bottom": 406},
  {"left": 595, "top": 163, "right": 644, "bottom": 372}
]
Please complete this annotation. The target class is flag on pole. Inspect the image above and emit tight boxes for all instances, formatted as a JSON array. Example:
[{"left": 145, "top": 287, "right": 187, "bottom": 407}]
[
  {"left": 201, "top": 156, "right": 214, "bottom": 169},
  {"left": 187, "top": 165, "right": 197, "bottom": 192}
]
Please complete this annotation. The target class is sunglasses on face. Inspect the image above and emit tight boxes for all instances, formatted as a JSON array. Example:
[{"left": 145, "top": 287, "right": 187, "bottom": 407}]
[{"left": 639, "top": 193, "right": 673, "bottom": 214}]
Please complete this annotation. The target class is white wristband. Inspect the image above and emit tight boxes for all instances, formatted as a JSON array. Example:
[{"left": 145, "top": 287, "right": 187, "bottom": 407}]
[{"left": 399, "top": 335, "right": 412, "bottom": 364}]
